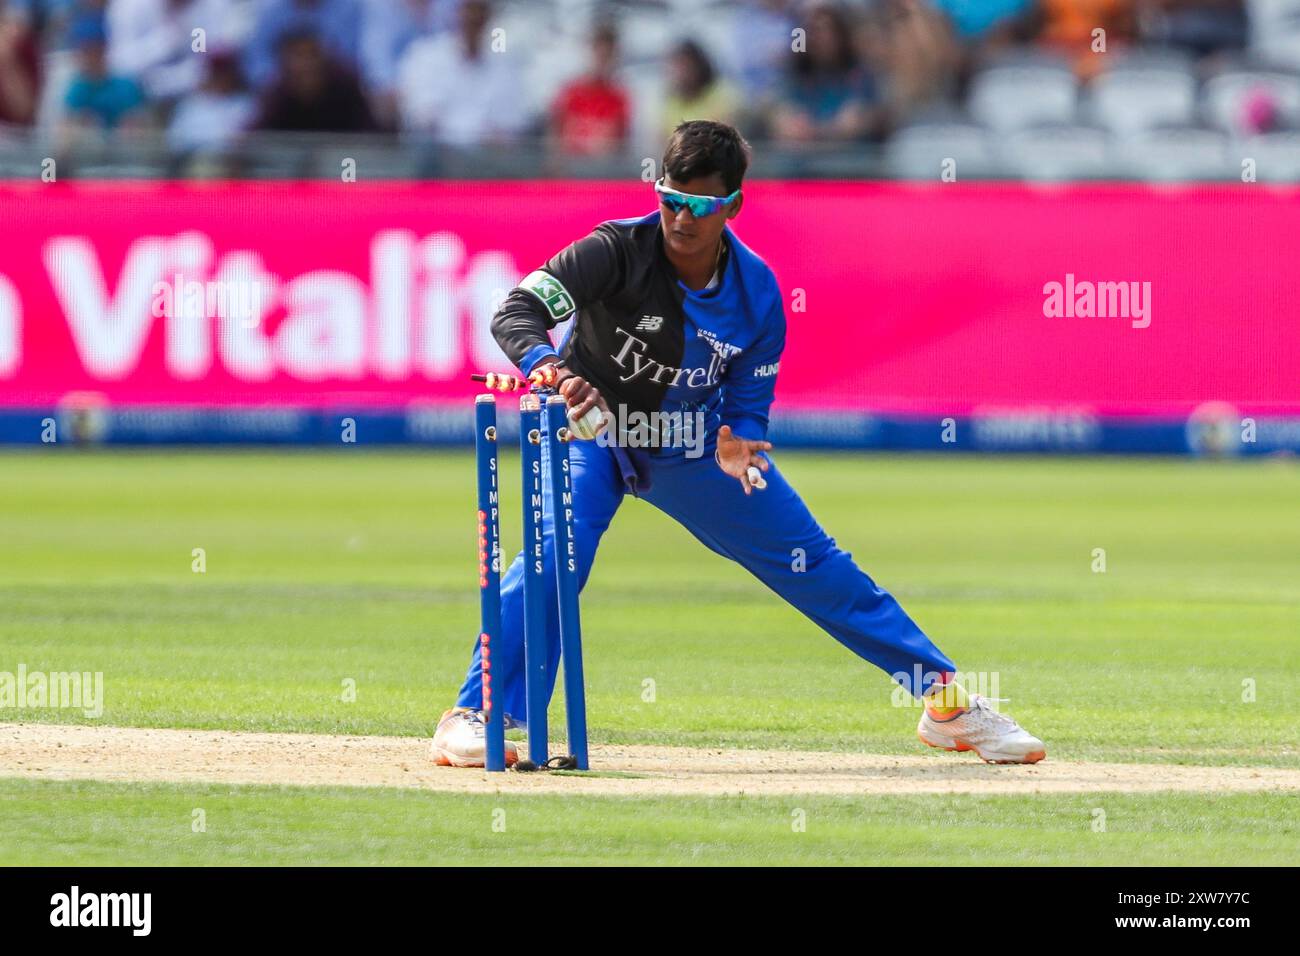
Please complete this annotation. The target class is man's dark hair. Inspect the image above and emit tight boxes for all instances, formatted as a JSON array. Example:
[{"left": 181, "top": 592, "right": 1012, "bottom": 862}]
[
  {"left": 663, "top": 120, "right": 751, "bottom": 194},
  {"left": 672, "top": 40, "right": 716, "bottom": 94}
]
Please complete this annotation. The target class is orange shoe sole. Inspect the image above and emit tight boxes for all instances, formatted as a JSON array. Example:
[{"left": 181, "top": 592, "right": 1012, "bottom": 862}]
[
  {"left": 918, "top": 730, "right": 1046, "bottom": 765},
  {"left": 431, "top": 746, "right": 518, "bottom": 768}
]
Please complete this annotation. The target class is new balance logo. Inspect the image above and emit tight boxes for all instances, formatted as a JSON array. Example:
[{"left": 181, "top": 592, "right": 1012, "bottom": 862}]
[{"left": 635, "top": 315, "right": 664, "bottom": 333}]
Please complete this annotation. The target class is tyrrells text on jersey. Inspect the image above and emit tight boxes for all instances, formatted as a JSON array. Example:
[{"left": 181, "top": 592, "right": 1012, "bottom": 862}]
[{"left": 611, "top": 327, "right": 728, "bottom": 388}]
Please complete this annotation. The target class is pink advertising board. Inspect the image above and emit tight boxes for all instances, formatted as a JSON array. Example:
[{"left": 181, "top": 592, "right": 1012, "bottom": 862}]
[{"left": 0, "top": 181, "right": 1296, "bottom": 414}]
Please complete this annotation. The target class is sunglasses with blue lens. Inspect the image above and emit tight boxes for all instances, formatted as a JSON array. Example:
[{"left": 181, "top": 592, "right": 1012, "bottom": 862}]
[{"left": 654, "top": 177, "right": 741, "bottom": 217}]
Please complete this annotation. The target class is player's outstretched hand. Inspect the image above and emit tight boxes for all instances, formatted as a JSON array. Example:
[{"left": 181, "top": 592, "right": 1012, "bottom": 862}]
[{"left": 716, "top": 424, "right": 772, "bottom": 495}]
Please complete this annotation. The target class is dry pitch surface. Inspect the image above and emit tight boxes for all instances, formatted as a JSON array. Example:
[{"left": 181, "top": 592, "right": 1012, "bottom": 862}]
[{"left": 4, "top": 723, "right": 1297, "bottom": 797}]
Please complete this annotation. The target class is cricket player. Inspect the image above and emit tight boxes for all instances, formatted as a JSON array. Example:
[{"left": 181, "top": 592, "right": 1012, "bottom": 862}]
[{"left": 434, "top": 121, "right": 1045, "bottom": 767}]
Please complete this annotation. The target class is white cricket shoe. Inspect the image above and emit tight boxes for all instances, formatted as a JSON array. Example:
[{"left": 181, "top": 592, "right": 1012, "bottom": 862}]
[
  {"left": 917, "top": 696, "right": 1046, "bottom": 764},
  {"left": 431, "top": 707, "right": 518, "bottom": 768}
]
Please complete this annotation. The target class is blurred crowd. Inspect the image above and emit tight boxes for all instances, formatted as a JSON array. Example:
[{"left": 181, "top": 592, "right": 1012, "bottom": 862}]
[{"left": 0, "top": 0, "right": 1288, "bottom": 172}]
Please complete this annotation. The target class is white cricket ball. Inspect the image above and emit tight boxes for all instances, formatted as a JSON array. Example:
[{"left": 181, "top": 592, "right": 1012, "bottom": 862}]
[
  {"left": 567, "top": 404, "right": 606, "bottom": 441},
  {"left": 746, "top": 465, "right": 768, "bottom": 491}
]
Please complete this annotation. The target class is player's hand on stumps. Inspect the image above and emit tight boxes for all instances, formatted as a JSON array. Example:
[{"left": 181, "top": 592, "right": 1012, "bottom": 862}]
[
  {"left": 715, "top": 424, "right": 771, "bottom": 495},
  {"left": 556, "top": 372, "right": 609, "bottom": 440}
]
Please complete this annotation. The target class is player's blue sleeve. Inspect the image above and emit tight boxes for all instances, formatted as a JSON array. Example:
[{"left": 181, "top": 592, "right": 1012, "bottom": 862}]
[
  {"left": 517, "top": 343, "right": 561, "bottom": 378},
  {"left": 719, "top": 297, "right": 785, "bottom": 442}
]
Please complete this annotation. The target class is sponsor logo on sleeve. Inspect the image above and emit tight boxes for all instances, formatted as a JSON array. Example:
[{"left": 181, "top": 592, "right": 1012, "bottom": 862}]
[{"left": 519, "top": 270, "right": 576, "bottom": 320}]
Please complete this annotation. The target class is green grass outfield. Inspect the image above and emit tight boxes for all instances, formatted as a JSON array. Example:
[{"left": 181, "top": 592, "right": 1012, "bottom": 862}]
[
  {"left": 1, "top": 779, "right": 1295, "bottom": 866},
  {"left": 1, "top": 450, "right": 1297, "bottom": 864}
]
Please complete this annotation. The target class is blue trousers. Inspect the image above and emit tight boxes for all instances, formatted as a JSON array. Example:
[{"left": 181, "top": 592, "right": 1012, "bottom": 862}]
[{"left": 456, "top": 440, "right": 956, "bottom": 720}]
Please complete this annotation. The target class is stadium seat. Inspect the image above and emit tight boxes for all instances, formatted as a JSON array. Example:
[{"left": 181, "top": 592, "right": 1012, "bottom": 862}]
[
  {"left": 1202, "top": 70, "right": 1300, "bottom": 135},
  {"left": 1247, "top": 0, "right": 1300, "bottom": 67},
  {"left": 1247, "top": 0, "right": 1300, "bottom": 43},
  {"left": 968, "top": 63, "right": 1079, "bottom": 133},
  {"left": 999, "top": 124, "right": 1113, "bottom": 181},
  {"left": 885, "top": 122, "right": 999, "bottom": 179},
  {"left": 1087, "top": 58, "right": 1198, "bottom": 135},
  {"left": 1254, "top": 28, "right": 1300, "bottom": 69},
  {"left": 1118, "top": 126, "right": 1233, "bottom": 181},
  {"left": 1240, "top": 131, "right": 1300, "bottom": 181}
]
